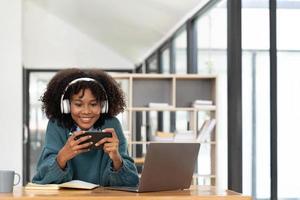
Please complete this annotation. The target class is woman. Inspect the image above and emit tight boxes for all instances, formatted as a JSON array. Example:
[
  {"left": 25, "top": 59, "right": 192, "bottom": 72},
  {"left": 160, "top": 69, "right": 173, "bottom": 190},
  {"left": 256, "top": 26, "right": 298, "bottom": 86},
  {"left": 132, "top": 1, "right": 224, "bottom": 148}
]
[{"left": 32, "top": 68, "right": 139, "bottom": 186}]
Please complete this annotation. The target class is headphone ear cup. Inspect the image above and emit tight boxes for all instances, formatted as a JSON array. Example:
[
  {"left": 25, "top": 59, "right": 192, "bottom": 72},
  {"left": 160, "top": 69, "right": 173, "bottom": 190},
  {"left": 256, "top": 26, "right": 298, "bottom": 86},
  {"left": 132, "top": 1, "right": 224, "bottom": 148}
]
[
  {"left": 62, "top": 99, "right": 70, "bottom": 114},
  {"left": 106, "top": 100, "right": 109, "bottom": 113},
  {"left": 102, "top": 100, "right": 108, "bottom": 113}
]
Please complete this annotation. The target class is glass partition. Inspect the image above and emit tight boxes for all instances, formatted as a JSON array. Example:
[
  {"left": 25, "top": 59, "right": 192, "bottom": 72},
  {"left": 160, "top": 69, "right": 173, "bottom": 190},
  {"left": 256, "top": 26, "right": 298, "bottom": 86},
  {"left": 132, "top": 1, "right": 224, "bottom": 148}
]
[
  {"left": 242, "top": 1, "right": 270, "bottom": 198},
  {"left": 196, "top": 0, "right": 227, "bottom": 189},
  {"left": 174, "top": 29, "right": 187, "bottom": 74},
  {"left": 277, "top": 1, "right": 300, "bottom": 198},
  {"left": 28, "top": 72, "right": 56, "bottom": 180}
]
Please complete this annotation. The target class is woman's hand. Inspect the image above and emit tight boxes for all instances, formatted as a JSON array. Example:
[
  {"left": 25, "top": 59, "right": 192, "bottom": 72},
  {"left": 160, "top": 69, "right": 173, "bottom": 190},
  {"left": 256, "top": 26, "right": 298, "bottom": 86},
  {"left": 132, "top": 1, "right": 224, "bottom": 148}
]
[
  {"left": 56, "top": 131, "right": 92, "bottom": 169},
  {"left": 96, "top": 128, "right": 123, "bottom": 171}
]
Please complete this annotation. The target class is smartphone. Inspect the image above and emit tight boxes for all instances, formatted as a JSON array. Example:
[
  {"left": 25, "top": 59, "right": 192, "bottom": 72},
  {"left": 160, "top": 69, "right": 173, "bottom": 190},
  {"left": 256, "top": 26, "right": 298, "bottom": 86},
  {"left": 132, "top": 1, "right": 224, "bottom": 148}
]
[{"left": 74, "top": 131, "right": 112, "bottom": 150}]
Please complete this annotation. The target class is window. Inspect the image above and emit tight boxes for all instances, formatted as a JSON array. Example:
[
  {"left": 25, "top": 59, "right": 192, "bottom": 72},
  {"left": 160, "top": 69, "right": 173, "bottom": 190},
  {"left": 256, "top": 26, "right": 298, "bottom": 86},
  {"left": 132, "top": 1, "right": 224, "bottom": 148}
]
[
  {"left": 196, "top": 3, "right": 227, "bottom": 74},
  {"left": 242, "top": 1, "right": 271, "bottom": 198},
  {"left": 28, "top": 72, "right": 56, "bottom": 181},
  {"left": 174, "top": 29, "right": 187, "bottom": 74},
  {"left": 277, "top": 1, "right": 300, "bottom": 198},
  {"left": 195, "top": 0, "right": 227, "bottom": 189},
  {"left": 146, "top": 54, "right": 158, "bottom": 73},
  {"left": 161, "top": 47, "right": 171, "bottom": 74}
]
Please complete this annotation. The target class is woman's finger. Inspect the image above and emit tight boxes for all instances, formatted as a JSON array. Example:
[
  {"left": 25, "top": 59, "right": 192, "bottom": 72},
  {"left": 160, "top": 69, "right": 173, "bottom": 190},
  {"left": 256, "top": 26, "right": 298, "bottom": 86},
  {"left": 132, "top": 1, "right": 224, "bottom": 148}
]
[
  {"left": 75, "top": 141, "right": 93, "bottom": 150},
  {"left": 95, "top": 137, "right": 111, "bottom": 147},
  {"left": 75, "top": 148, "right": 90, "bottom": 154},
  {"left": 103, "top": 145, "right": 115, "bottom": 151},
  {"left": 103, "top": 142, "right": 118, "bottom": 148},
  {"left": 103, "top": 128, "right": 118, "bottom": 139},
  {"left": 103, "top": 143, "right": 118, "bottom": 151},
  {"left": 70, "top": 130, "right": 85, "bottom": 140},
  {"left": 74, "top": 135, "right": 92, "bottom": 145}
]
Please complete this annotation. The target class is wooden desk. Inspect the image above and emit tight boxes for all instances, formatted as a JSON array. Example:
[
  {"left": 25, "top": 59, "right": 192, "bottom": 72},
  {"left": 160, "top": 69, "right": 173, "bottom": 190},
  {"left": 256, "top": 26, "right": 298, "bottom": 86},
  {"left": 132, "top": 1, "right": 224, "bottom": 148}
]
[{"left": 0, "top": 186, "right": 251, "bottom": 200}]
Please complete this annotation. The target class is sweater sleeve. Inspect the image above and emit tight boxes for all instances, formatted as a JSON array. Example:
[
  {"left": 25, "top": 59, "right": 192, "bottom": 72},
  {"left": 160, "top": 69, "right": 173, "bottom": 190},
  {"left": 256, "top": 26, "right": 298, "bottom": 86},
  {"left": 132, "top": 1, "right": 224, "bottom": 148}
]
[
  {"left": 102, "top": 117, "right": 139, "bottom": 186},
  {"left": 32, "top": 120, "right": 73, "bottom": 184}
]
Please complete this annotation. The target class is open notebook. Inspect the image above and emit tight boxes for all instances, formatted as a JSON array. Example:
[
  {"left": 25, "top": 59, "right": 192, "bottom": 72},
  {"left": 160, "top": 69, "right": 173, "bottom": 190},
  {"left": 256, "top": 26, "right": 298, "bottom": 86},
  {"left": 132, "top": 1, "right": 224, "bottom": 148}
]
[{"left": 25, "top": 180, "right": 99, "bottom": 190}]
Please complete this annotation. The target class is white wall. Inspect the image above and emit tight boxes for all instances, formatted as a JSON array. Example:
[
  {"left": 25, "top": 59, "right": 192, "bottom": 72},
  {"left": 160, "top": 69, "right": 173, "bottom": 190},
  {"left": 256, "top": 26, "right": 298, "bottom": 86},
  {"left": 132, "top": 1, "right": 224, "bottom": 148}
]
[
  {"left": 0, "top": 0, "right": 135, "bottom": 185},
  {"left": 23, "top": 1, "right": 134, "bottom": 70},
  {"left": 0, "top": 0, "right": 23, "bottom": 183}
]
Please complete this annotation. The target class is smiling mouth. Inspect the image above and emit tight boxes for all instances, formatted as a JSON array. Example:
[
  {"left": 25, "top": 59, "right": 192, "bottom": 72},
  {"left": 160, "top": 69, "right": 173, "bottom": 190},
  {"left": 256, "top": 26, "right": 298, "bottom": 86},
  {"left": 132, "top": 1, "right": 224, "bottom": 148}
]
[{"left": 80, "top": 117, "right": 94, "bottom": 122}]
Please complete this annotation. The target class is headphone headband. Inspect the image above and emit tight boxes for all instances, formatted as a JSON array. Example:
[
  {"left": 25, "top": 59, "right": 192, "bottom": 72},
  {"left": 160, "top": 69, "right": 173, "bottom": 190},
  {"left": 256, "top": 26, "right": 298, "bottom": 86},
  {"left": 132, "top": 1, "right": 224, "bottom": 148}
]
[
  {"left": 60, "top": 77, "right": 109, "bottom": 114},
  {"left": 68, "top": 77, "right": 97, "bottom": 88}
]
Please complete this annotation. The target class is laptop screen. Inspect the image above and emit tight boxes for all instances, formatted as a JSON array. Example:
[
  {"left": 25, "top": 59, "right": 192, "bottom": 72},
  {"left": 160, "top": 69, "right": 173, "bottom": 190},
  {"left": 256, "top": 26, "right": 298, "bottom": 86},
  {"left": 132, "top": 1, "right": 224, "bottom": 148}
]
[{"left": 138, "top": 142, "right": 200, "bottom": 192}]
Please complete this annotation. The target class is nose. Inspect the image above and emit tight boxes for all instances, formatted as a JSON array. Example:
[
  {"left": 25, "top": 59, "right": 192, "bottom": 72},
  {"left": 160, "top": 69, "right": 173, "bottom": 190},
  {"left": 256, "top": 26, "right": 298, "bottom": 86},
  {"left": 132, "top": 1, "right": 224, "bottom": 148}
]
[{"left": 82, "top": 105, "right": 92, "bottom": 114}]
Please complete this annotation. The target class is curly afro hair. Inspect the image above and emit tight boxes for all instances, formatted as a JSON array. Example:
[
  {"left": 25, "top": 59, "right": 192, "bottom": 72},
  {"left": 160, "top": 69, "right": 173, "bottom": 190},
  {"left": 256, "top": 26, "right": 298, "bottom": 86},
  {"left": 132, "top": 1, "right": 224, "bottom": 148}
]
[{"left": 41, "top": 68, "right": 126, "bottom": 129}]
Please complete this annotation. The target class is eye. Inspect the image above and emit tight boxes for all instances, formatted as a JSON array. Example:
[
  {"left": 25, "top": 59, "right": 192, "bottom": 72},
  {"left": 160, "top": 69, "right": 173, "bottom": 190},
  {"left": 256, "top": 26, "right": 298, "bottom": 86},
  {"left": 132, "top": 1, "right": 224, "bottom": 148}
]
[
  {"left": 90, "top": 102, "right": 99, "bottom": 107},
  {"left": 72, "top": 101, "right": 82, "bottom": 107}
]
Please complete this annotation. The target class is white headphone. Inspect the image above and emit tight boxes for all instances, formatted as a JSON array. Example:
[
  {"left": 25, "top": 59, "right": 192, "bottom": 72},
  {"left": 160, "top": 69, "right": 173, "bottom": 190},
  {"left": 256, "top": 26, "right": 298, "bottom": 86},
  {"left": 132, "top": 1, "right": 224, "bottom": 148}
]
[{"left": 60, "top": 77, "right": 109, "bottom": 114}]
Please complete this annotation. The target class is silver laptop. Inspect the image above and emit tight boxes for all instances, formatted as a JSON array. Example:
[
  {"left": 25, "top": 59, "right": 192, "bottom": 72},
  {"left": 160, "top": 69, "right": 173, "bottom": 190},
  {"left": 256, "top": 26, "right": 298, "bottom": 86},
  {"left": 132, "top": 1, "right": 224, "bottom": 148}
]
[{"left": 105, "top": 142, "right": 200, "bottom": 193}]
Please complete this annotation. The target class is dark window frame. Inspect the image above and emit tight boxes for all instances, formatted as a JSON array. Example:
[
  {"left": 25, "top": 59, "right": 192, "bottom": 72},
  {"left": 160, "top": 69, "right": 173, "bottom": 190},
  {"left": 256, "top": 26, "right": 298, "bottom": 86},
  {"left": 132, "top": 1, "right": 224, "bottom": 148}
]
[
  {"left": 270, "top": 0, "right": 277, "bottom": 199},
  {"left": 227, "top": 0, "right": 242, "bottom": 193}
]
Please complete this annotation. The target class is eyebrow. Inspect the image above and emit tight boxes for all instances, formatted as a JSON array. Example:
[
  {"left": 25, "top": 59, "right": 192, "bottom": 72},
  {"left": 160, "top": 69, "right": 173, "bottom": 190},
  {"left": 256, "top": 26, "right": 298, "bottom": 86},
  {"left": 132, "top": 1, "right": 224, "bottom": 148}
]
[{"left": 72, "top": 99, "right": 98, "bottom": 102}]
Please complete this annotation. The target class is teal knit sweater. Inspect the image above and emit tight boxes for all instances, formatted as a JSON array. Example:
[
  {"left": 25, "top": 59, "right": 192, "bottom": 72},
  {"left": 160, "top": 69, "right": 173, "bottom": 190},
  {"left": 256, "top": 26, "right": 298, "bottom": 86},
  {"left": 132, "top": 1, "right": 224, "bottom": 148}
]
[{"left": 32, "top": 117, "right": 139, "bottom": 186}]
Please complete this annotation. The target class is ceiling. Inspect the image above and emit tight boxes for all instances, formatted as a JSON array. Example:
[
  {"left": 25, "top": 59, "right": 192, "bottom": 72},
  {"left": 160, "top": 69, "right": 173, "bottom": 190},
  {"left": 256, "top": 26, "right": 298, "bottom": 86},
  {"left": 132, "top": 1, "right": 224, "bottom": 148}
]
[{"left": 27, "top": 0, "right": 206, "bottom": 64}]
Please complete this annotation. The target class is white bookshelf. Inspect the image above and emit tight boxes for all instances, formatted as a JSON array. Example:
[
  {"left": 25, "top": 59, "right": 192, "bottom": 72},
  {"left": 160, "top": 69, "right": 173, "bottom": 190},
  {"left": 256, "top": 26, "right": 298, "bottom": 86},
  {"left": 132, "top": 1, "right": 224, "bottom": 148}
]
[{"left": 112, "top": 73, "right": 217, "bottom": 186}]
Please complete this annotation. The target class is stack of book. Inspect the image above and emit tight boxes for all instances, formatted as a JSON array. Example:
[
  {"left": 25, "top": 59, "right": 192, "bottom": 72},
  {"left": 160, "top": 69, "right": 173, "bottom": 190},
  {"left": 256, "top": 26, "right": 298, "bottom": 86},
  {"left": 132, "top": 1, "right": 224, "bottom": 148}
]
[
  {"left": 152, "top": 131, "right": 174, "bottom": 142},
  {"left": 174, "top": 130, "right": 195, "bottom": 142},
  {"left": 148, "top": 103, "right": 171, "bottom": 108},
  {"left": 192, "top": 100, "right": 213, "bottom": 108}
]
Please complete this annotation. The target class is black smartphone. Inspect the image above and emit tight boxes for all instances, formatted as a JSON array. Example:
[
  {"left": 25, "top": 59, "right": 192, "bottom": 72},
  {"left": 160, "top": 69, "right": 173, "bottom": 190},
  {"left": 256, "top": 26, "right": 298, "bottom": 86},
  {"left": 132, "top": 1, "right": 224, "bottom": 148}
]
[{"left": 74, "top": 131, "right": 112, "bottom": 150}]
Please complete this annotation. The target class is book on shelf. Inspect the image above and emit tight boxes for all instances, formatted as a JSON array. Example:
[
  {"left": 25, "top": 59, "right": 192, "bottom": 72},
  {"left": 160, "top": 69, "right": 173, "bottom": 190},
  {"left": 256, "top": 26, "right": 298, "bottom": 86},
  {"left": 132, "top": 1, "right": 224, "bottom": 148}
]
[
  {"left": 174, "top": 130, "right": 195, "bottom": 142},
  {"left": 148, "top": 102, "right": 171, "bottom": 108},
  {"left": 25, "top": 180, "right": 99, "bottom": 190},
  {"left": 151, "top": 130, "right": 196, "bottom": 142},
  {"left": 156, "top": 131, "right": 174, "bottom": 138},
  {"left": 151, "top": 131, "right": 174, "bottom": 142},
  {"left": 192, "top": 99, "right": 213, "bottom": 107},
  {"left": 197, "top": 118, "right": 216, "bottom": 142}
]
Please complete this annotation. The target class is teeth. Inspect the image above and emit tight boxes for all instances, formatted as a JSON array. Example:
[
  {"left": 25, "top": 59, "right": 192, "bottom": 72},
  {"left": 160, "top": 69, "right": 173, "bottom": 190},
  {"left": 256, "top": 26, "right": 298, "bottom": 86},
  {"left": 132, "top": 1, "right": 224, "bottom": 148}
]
[{"left": 80, "top": 117, "right": 92, "bottom": 122}]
